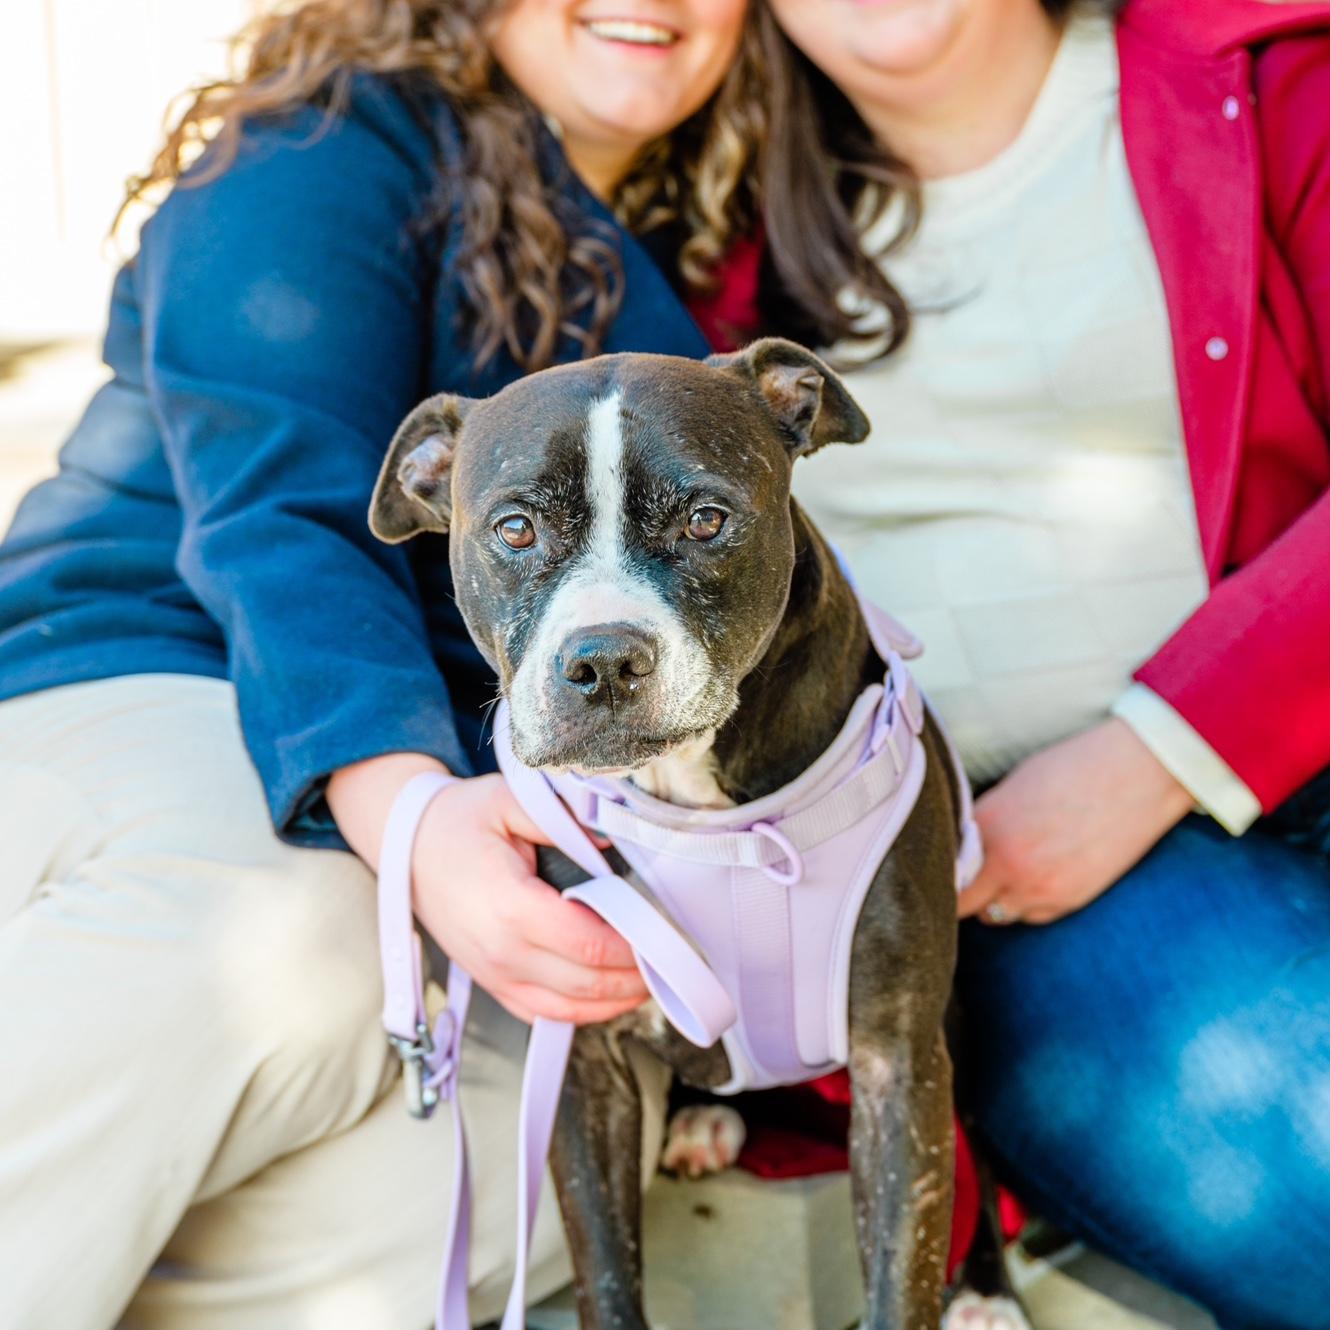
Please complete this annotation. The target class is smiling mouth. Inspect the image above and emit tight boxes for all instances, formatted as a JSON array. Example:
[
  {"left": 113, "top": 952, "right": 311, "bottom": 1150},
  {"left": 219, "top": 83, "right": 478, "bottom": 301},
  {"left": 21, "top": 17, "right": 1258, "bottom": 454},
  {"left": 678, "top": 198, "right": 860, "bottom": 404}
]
[{"left": 580, "top": 18, "right": 680, "bottom": 47}]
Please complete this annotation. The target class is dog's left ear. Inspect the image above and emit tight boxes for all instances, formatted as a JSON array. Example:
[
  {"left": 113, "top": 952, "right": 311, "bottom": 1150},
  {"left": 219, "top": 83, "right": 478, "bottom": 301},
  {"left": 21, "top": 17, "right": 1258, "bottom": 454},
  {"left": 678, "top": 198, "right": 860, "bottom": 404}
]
[
  {"left": 369, "top": 394, "right": 475, "bottom": 543},
  {"left": 707, "top": 338, "right": 870, "bottom": 458}
]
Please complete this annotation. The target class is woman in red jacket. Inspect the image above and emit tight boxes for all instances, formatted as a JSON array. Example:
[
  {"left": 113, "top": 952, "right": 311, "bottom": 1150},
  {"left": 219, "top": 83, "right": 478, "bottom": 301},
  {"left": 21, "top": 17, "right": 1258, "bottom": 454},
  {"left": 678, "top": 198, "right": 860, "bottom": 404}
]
[{"left": 730, "top": 0, "right": 1330, "bottom": 1324}]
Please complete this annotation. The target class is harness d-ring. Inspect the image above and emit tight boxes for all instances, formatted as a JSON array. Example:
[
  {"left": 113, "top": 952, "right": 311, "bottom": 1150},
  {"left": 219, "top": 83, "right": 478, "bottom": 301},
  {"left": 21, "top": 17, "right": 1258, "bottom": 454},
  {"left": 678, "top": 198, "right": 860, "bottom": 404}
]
[{"left": 750, "top": 820, "right": 804, "bottom": 886}]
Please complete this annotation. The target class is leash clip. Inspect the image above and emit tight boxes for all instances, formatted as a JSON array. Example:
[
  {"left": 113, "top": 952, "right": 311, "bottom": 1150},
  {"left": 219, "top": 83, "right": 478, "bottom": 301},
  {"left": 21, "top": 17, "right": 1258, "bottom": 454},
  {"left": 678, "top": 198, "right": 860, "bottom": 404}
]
[
  {"left": 390, "top": 1021, "right": 440, "bottom": 1120},
  {"left": 869, "top": 693, "right": 904, "bottom": 778},
  {"left": 390, "top": 1007, "right": 460, "bottom": 1120}
]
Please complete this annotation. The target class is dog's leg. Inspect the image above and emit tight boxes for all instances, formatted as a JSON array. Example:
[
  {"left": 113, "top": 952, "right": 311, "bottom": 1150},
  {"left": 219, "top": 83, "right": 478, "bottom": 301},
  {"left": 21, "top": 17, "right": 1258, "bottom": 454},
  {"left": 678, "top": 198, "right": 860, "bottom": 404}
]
[
  {"left": 849, "top": 1023, "right": 955, "bottom": 1329},
  {"left": 940, "top": 1126, "right": 1032, "bottom": 1329},
  {"left": 549, "top": 1026, "right": 651, "bottom": 1330}
]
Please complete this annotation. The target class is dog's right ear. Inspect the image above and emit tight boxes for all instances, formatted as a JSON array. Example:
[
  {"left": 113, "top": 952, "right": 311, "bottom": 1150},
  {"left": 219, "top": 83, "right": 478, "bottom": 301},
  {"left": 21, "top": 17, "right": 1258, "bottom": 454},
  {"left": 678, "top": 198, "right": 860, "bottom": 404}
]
[{"left": 369, "top": 394, "right": 474, "bottom": 544}]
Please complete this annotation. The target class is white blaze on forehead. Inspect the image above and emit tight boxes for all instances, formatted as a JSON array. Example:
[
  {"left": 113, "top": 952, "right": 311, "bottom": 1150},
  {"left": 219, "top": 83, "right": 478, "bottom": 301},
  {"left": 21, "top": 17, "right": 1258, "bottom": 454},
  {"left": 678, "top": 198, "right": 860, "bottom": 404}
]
[
  {"left": 585, "top": 390, "right": 627, "bottom": 573},
  {"left": 506, "top": 388, "right": 721, "bottom": 752}
]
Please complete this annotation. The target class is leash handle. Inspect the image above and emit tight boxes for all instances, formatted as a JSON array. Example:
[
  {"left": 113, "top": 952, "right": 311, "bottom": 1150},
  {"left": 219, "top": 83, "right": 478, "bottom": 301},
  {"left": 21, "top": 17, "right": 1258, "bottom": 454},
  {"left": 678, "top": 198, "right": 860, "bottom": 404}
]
[
  {"left": 378, "top": 771, "right": 457, "bottom": 1036},
  {"left": 488, "top": 707, "right": 738, "bottom": 1330},
  {"left": 566, "top": 876, "right": 736, "bottom": 1048}
]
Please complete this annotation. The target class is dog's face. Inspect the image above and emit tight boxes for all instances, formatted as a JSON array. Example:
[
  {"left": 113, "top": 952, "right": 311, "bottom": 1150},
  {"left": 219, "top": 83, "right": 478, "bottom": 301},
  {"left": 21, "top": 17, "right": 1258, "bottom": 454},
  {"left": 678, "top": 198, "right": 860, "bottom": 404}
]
[{"left": 370, "top": 340, "right": 869, "bottom": 772}]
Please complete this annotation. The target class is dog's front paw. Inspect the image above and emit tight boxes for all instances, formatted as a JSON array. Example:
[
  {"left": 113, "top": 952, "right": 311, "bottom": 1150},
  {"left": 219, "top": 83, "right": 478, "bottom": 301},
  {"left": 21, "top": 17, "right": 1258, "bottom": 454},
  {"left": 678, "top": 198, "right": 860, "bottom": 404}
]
[
  {"left": 942, "top": 1292, "right": 1032, "bottom": 1330},
  {"left": 660, "top": 1104, "right": 746, "bottom": 1179}
]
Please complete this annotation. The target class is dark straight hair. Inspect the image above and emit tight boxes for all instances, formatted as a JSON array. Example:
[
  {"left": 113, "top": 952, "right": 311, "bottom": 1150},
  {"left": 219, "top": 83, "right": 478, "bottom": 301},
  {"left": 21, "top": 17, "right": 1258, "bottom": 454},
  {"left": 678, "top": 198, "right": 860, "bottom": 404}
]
[{"left": 755, "top": 0, "right": 1120, "bottom": 359}]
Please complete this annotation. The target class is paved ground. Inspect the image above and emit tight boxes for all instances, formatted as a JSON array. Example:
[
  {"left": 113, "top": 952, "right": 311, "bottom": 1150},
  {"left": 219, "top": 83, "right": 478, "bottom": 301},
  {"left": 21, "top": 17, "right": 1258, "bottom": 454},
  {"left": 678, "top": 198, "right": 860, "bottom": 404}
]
[
  {"left": 526, "top": 1244, "right": 1216, "bottom": 1330},
  {"left": 521, "top": 1172, "right": 1216, "bottom": 1330},
  {"left": 0, "top": 343, "right": 1218, "bottom": 1330}
]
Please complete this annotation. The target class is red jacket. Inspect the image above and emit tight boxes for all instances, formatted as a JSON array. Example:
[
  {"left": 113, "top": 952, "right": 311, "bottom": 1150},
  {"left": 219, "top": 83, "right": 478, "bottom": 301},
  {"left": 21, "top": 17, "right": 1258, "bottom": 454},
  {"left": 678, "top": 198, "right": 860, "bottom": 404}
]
[
  {"left": 698, "top": 0, "right": 1330, "bottom": 813},
  {"left": 1119, "top": 0, "right": 1330, "bottom": 812}
]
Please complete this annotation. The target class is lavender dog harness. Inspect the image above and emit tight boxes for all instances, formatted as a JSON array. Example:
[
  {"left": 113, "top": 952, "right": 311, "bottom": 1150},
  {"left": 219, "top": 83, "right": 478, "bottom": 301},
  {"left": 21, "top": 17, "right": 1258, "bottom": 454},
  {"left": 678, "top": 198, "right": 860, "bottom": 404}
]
[{"left": 377, "top": 595, "right": 981, "bottom": 1330}]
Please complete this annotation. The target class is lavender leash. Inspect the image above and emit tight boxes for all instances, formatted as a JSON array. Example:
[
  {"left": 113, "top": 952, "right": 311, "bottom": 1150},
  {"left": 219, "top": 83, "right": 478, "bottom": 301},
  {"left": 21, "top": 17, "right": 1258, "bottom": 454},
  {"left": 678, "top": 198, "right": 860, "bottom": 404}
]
[
  {"left": 378, "top": 763, "right": 738, "bottom": 1330},
  {"left": 376, "top": 771, "right": 475, "bottom": 1329}
]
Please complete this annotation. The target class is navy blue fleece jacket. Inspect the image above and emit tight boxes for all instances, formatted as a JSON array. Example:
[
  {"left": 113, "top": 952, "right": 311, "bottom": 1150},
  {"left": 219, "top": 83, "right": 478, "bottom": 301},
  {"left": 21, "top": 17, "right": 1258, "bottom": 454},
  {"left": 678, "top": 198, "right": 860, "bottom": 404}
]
[{"left": 0, "top": 78, "right": 710, "bottom": 846}]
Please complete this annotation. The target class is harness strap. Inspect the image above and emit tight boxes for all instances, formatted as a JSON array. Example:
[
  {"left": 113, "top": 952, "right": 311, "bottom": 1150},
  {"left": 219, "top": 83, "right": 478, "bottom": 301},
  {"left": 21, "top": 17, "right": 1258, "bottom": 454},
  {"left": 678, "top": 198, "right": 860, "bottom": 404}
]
[
  {"left": 570, "top": 657, "right": 924, "bottom": 873},
  {"left": 728, "top": 862, "right": 800, "bottom": 1076}
]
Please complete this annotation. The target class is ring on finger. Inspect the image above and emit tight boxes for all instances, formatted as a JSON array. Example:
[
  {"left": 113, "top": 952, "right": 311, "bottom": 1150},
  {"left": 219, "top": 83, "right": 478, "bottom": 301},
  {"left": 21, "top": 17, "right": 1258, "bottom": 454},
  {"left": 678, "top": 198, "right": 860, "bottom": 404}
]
[{"left": 984, "top": 901, "right": 1017, "bottom": 924}]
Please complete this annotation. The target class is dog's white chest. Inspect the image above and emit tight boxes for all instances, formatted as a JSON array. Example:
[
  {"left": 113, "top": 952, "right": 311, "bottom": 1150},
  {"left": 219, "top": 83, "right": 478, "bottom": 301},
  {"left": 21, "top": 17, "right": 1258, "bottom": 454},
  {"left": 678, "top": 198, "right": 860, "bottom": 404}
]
[{"left": 628, "top": 731, "right": 733, "bottom": 810}]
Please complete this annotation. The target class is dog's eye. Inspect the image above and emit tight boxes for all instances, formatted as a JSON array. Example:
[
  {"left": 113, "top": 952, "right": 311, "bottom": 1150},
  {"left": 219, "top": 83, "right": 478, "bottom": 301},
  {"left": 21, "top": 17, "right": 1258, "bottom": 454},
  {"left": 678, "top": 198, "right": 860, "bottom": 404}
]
[
  {"left": 684, "top": 507, "right": 726, "bottom": 542},
  {"left": 496, "top": 514, "right": 536, "bottom": 549}
]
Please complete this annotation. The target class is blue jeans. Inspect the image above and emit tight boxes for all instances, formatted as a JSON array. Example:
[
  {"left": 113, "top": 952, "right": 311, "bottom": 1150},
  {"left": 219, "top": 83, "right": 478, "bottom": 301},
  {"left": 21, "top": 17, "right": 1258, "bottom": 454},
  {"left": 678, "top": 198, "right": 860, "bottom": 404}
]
[{"left": 956, "top": 812, "right": 1330, "bottom": 1330}]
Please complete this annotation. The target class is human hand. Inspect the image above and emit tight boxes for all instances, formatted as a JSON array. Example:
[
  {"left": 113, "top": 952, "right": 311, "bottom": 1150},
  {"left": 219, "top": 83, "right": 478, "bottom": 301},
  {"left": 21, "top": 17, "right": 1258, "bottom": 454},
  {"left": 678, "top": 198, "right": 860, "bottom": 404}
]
[
  {"left": 408, "top": 773, "right": 650, "bottom": 1024},
  {"left": 329, "top": 753, "right": 649, "bottom": 1025},
  {"left": 958, "top": 718, "right": 1194, "bottom": 926}
]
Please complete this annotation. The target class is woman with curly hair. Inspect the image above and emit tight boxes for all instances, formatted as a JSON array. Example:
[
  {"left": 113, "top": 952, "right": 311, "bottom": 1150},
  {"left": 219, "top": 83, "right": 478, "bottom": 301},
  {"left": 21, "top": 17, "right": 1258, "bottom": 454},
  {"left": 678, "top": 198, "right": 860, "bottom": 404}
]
[
  {"left": 0, "top": 3, "right": 761, "bottom": 1326},
  {"left": 706, "top": 0, "right": 1330, "bottom": 1324}
]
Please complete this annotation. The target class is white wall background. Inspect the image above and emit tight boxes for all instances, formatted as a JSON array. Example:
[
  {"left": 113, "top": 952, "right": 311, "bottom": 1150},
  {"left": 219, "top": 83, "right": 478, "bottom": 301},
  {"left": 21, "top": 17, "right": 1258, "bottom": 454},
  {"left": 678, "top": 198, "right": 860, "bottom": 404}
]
[{"left": 0, "top": 0, "right": 257, "bottom": 342}]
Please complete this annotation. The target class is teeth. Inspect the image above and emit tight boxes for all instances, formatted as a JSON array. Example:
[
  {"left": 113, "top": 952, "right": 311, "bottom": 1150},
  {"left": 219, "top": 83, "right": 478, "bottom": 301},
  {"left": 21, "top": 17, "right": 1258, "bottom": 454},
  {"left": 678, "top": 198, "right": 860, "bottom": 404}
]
[{"left": 584, "top": 18, "right": 677, "bottom": 46}]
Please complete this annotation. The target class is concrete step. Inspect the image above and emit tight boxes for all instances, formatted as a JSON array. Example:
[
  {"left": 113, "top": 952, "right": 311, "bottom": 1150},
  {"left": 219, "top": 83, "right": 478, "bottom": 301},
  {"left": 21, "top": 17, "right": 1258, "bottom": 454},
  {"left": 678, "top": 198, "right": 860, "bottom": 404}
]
[
  {"left": 526, "top": 1168, "right": 1219, "bottom": 1330},
  {"left": 529, "top": 1170, "right": 862, "bottom": 1330}
]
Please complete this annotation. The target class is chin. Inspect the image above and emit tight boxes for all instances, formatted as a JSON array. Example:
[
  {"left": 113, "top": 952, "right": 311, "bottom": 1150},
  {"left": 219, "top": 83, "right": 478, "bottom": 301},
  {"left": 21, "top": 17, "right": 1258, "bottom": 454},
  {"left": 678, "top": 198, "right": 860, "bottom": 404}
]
[
  {"left": 797, "top": 0, "right": 965, "bottom": 79},
  {"left": 576, "top": 100, "right": 688, "bottom": 148},
  {"left": 513, "top": 720, "right": 711, "bottom": 775},
  {"left": 860, "top": 2, "right": 966, "bottom": 62}
]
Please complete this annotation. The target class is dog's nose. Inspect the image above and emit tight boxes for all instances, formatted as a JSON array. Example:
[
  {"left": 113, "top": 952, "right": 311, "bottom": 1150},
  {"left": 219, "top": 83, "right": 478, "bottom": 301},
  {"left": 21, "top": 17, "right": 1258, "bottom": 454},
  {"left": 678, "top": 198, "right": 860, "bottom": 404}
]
[{"left": 556, "top": 625, "right": 657, "bottom": 706}]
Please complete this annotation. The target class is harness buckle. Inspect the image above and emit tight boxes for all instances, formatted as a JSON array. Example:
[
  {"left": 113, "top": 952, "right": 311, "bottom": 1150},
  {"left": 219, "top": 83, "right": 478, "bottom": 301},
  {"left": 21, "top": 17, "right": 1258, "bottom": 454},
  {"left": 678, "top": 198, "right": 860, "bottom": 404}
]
[
  {"left": 886, "top": 651, "right": 925, "bottom": 735},
  {"left": 900, "top": 677, "right": 925, "bottom": 735},
  {"left": 869, "top": 700, "right": 893, "bottom": 757},
  {"left": 561, "top": 782, "right": 601, "bottom": 829}
]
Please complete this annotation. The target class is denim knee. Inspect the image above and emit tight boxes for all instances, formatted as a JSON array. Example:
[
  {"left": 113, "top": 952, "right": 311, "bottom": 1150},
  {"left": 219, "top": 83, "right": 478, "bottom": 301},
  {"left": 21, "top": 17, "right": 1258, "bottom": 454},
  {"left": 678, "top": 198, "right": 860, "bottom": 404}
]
[{"left": 956, "top": 817, "right": 1330, "bottom": 1329}]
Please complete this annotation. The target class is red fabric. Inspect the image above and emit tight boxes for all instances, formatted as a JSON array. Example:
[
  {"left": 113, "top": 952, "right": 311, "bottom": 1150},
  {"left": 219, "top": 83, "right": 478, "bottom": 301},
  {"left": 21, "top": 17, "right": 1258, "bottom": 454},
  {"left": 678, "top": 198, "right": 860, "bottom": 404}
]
[
  {"left": 730, "top": 1079, "right": 985, "bottom": 1282},
  {"left": 690, "top": 233, "right": 764, "bottom": 356},
  {"left": 1117, "top": 2, "right": 1330, "bottom": 811},
  {"left": 694, "top": 0, "right": 1330, "bottom": 812}
]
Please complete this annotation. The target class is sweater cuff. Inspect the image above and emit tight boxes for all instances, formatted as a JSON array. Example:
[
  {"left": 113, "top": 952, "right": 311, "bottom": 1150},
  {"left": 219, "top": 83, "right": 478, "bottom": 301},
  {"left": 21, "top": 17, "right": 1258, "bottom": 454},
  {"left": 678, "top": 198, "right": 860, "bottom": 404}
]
[
  {"left": 267, "top": 700, "right": 474, "bottom": 851},
  {"left": 1111, "top": 684, "right": 1261, "bottom": 835}
]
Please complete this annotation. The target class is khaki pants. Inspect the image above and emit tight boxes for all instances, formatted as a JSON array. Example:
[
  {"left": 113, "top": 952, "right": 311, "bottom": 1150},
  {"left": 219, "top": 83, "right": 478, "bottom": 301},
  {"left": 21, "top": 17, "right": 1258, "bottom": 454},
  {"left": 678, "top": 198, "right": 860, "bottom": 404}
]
[{"left": 0, "top": 675, "right": 668, "bottom": 1330}]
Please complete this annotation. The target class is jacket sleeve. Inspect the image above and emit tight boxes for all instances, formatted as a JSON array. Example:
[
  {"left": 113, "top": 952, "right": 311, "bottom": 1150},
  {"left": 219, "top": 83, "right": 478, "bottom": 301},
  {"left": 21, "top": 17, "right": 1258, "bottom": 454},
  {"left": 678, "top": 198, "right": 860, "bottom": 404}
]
[
  {"left": 137, "top": 85, "right": 474, "bottom": 847},
  {"left": 1133, "top": 34, "right": 1330, "bottom": 814},
  {"left": 1111, "top": 684, "right": 1262, "bottom": 834}
]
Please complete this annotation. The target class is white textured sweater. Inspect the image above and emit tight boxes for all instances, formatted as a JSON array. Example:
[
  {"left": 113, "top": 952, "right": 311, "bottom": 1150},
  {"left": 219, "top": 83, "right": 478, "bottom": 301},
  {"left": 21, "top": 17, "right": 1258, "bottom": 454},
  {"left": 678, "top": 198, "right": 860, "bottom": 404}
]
[{"left": 793, "top": 13, "right": 1258, "bottom": 832}]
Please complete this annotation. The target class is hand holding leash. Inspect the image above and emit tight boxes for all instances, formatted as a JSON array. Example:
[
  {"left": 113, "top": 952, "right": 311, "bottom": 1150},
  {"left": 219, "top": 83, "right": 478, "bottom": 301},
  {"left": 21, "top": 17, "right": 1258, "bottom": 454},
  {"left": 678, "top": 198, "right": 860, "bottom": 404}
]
[{"left": 408, "top": 773, "right": 650, "bottom": 1025}]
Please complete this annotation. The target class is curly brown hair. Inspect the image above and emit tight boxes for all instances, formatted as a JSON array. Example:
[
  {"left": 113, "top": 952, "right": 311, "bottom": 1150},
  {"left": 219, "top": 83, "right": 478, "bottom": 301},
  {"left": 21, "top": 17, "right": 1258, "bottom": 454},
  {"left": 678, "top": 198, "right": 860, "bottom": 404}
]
[{"left": 124, "top": 0, "right": 765, "bottom": 370}]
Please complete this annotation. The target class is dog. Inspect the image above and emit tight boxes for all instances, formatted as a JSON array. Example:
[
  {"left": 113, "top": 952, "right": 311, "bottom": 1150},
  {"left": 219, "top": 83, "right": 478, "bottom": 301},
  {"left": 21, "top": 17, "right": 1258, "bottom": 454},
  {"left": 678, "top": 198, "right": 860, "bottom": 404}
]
[{"left": 370, "top": 339, "right": 1027, "bottom": 1330}]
